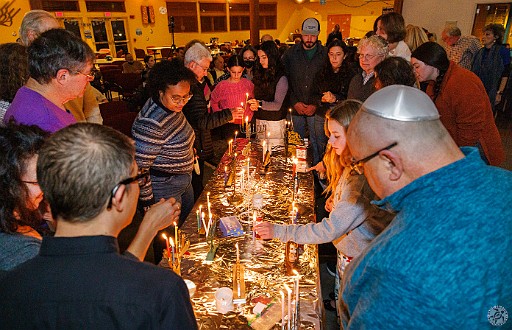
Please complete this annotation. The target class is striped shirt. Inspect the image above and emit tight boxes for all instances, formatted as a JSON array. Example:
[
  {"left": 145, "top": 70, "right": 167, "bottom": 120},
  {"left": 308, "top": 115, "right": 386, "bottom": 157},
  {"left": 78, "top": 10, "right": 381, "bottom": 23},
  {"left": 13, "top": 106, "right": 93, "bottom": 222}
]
[{"left": 132, "top": 98, "right": 195, "bottom": 203}]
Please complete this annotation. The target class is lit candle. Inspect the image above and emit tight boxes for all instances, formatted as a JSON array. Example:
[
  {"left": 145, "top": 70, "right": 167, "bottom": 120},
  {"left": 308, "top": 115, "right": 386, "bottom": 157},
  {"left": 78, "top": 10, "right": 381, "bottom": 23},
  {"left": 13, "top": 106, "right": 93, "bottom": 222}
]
[
  {"left": 234, "top": 131, "right": 238, "bottom": 145},
  {"left": 280, "top": 290, "right": 285, "bottom": 330},
  {"left": 208, "top": 213, "right": 212, "bottom": 235},
  {"left": 236, "top": 242, "right": 240, "bottom": 264},
  {"left": 162, "top": 233, "right": 171, "bottom": 261},
  {"left": 245, "top": 116, "right": 249, "bottom": 130},
  {"left": 207, "top": 192, "right": 211, "bottom": 219},
  {"left": 173, "top": 221, "right": 178, "bottom": 253},
  {"left": 196, "top": 210, "right": 200, "bottom": 231},
  {"left": 284, "top": 284, "right": 292, "bottom": 329},
  {"left": 169, "top": 236, "right": 175, "bottom": 265},
  {"left": 293, "top": 269, "right": 300, "bottom": 304},
  {"left": 228, "top": 139, "right": 233, "bottom": 154},
  {"left": 201, "top": 211, "right": 208, "bottom": 236},
  {"left": 245, "top": 92, "right": 249, "bottom": 106},
  {"left": 262, "top": 141, "right": 266, "bottom": 162}
]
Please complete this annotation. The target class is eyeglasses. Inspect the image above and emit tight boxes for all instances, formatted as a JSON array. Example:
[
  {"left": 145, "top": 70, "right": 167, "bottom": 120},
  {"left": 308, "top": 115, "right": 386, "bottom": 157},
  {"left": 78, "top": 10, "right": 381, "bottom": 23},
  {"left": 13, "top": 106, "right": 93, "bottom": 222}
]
[
  {"left": 21, "top": 180, "right": 39, "bottom": 185},
  {"left": 169, "top": 93, "right": 193, "bottom": 105},
  {"left": 74, "top": 70, "right": 95, "bottom": 81},
  {"left": 193, "top": 61, "right": 209, "bottom": 73},
  {"left": 106, "top": 169, "right": 149, "bottom": 210},
  {"left": 349, "top": 142, "right": 398, "bottom": 175},
  {"left": 357, "top": 53, "right": 381, "bottom": 60}
]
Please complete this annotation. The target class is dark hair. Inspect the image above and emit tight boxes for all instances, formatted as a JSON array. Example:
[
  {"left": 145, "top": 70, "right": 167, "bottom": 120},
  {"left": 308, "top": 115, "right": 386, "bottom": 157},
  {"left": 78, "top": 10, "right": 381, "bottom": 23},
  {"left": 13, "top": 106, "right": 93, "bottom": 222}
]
[
  {"left": 374, "top": 57, "right": 416, "bottom": 88},
  {"left": 0, "top": 123, "right": 49, "bottom": 234},
  {"left": 412, "top": 42, "right": 450, "bottom": 100},
  {"left": 143, "top": 55, "right": 153, "bottom": 64},
  {"left": 483, "top": 23, "right": 505, "bottom": 44},
  {"left": 0, "top": 43, "right": 29, "bottom": 102},
  {"left": 37, "top": 123, "right": 134, "bottom": 222},
  {"left": 28, "top": 29, "right": 95, "bottom": 84},
  {"left": 253, "top": 41, "right": 285, "bottom": 95},
  {"left": 375, "top": 12, "right": 406, "bottom": 43},
  {"left": 227, "top": 54, "right": 244, "bottom": 68},
  {"left": 147, "top": 58, "right": 196, "bottom": 102},
  {"left": 240, "top": 45, "right": 257, "bottom": 60},
  {"left": 322, "top": 39, "right": 352, "bottom": 77}
]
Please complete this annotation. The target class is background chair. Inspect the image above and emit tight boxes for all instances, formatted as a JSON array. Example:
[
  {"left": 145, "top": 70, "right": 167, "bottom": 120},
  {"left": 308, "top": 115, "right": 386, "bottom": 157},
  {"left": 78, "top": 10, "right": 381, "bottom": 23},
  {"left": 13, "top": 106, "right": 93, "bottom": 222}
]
[{"left": 134, "top": 48, "right": 146, "bottom": 61}]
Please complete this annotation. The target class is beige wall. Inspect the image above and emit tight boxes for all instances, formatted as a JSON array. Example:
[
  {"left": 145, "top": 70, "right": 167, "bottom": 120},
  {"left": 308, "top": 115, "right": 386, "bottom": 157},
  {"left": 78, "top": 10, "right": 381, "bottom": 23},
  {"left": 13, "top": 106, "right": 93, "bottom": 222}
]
[
  {"left": 402, "top": 0, "right": 506, "bottom": 41},
  {"left": 1, "top": 0, "right": 387, "bottom": 51}
]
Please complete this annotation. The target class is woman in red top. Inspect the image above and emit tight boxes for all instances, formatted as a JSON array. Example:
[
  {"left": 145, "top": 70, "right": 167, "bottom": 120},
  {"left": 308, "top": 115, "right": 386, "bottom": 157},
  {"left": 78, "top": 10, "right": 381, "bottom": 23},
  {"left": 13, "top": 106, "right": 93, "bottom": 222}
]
[{"left": 411, "top": 42, "right": 504, "bottom": 166}]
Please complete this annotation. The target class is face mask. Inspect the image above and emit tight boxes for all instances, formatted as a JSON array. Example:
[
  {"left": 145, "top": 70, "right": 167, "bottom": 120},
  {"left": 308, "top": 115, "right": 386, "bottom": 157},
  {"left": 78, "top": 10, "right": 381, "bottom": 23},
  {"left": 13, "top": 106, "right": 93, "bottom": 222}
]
[{"left": 244, "top": 60, "right": 254, "bottom": 68}]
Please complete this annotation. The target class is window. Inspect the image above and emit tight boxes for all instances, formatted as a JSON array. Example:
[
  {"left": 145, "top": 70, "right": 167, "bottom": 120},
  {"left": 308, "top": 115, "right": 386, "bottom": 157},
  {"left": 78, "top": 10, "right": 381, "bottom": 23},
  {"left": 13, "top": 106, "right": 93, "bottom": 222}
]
[
  {"left": 229, "top": 3, "right": 250, "bottom": 31},
  {"left": 167, "top": 2, "right": 198, "bottom": 33},
  {"left": 259, "top": 3, "right": 277, "bottom": 30},
  {"left": 86, "top": 0, "right": 125, "bottom": 12},
  {"left": 42, "top": 0, "right": 79, "bottom": 12},
  {"left": 199, "top": 2, "right": 226, "bottom": 32}
]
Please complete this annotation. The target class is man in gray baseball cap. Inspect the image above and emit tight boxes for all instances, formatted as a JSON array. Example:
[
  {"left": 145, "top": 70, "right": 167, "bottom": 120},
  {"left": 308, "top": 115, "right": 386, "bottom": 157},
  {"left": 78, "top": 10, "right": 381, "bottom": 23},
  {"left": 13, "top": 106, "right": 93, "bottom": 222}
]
[{"left": 340, "top": 85, "right": 512, "bottom": 328}]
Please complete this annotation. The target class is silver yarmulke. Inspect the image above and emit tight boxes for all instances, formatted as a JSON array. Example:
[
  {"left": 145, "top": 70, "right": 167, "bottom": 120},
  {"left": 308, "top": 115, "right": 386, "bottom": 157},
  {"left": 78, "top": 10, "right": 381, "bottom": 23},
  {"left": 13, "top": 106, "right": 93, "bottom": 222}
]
[{"left": 361, "top": 85, "right": 440, "bottom": 121}]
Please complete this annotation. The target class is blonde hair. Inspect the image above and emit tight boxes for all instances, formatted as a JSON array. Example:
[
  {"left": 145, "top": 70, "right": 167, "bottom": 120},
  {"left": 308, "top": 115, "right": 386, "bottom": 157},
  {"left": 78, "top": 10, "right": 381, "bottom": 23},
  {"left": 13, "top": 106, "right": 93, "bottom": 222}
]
[
  {"left": 405, "top": 25, "right": 429, "bottom": 52},
  {"left": 323, "top": 100, "right": 362, "bottom": 195}
]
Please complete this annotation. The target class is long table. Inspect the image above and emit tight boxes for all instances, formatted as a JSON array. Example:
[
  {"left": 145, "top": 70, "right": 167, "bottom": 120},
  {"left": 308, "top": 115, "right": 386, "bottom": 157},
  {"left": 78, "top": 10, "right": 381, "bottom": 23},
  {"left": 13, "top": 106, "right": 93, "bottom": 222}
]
[{"left": 170, "top": 138, "right": 323, "bottom": 329}]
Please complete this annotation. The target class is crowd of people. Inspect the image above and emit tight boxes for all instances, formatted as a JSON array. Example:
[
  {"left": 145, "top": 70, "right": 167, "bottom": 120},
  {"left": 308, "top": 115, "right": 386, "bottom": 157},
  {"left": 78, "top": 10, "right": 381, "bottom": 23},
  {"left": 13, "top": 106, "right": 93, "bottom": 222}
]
[{"left": 0, "top": 8, "right": 511, "bottom": 329}]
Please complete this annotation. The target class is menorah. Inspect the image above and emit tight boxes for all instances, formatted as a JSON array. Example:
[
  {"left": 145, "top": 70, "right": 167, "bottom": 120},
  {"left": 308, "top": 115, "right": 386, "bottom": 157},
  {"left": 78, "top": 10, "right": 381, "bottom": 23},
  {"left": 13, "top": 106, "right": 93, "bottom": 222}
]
[{"left": 239, "top": 121, "right": 267, "bottom": 139}]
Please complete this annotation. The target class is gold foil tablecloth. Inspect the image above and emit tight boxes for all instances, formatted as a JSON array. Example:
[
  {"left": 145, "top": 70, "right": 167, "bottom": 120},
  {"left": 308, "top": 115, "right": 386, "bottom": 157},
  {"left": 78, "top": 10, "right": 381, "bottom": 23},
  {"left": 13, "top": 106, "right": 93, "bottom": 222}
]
[{"left": 178, "top": 139, "right": 323, "bottom": 329}]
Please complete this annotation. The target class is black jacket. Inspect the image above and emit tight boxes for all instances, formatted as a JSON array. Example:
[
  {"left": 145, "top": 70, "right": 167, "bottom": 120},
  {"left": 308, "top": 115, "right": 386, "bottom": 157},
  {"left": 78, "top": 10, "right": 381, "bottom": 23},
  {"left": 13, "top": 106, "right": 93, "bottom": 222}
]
[{"left": 182, "top": 80, "right": 232, "bottom": 160}]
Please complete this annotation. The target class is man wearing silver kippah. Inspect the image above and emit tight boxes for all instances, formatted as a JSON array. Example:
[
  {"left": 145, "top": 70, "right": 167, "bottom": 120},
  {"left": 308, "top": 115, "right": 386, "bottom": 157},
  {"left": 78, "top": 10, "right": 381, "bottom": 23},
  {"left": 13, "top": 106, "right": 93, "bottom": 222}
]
[{"left": 340, "top": 85, "right": 512, "bottom": 328}]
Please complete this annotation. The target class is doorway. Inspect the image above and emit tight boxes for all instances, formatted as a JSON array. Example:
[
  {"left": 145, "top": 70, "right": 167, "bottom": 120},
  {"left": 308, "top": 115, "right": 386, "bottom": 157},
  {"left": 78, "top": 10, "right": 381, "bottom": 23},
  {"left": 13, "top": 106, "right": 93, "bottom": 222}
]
[{"left": 90, "top": 18, "right": 130, "bottom": 57}]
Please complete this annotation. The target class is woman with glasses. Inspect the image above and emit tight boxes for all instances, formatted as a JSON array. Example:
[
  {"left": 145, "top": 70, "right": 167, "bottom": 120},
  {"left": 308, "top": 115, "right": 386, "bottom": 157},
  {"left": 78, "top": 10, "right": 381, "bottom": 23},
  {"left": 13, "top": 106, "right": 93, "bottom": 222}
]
[
  {"left": 0, "top": 123, "right": 50, "bottom": 271},
  {"left": 254, "top": 100, "right": 393, "bottom": 317},
  {"left": 3, "top": 29, "right": 95, "bottom": 133},
  {"left": 210, "top": 55, "right": 254, "bottom": 139},
  {"left": 347, "top": 35, "right": 388, "bottom": 102},
  {"left": 411, "top": 42, "right": 504, "bottom": 166},
  {"left": 132, "top": 59, "right": 197, "bottom": 263}
]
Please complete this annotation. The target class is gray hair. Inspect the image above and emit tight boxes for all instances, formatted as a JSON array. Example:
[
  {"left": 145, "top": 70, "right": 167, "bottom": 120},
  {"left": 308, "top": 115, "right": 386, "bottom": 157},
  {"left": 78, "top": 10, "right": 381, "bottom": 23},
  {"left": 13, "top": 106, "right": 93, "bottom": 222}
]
[
  {"left": 184, "top": 42, "right": 212, "bottom": 66},
  {"left": 444, "top": 26, "right": 461, "bottom": 37},
  {"left": 358, "top": 35, "right": 389, "bottom": 57},
  {"left": 19, "top": 10, "right": 58, "bottom": 46},
  {"left": 37, "top": 123, "right": 135, "bottom": 223}
]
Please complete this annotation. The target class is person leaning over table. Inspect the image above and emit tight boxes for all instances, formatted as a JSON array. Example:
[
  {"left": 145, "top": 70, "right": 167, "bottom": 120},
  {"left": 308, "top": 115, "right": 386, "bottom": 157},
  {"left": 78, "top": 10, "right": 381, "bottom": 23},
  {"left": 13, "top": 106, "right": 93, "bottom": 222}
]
[
  {"left": 132, "top": 59, "right": 197, "bottom": 263},
  {"left": 0, "top": 123, "right": 196, "bottom": 329},
  {"left": 254, "top": 100, "right": 393, "bottom": 316},
  {"left": 3, "top": 29, "right": 94, "bottom": 132},
  {"left": 19, "top": 10, "right": 103, "bottom": 124},
  {"left": 341, "top": 85, "right": 512, "bottom": 328},
  {"left": 411, "top": 42, "right": 504, "bottom": 166},
  {"left": 182, "top": 42, "right": 244, "bottom": 201}
]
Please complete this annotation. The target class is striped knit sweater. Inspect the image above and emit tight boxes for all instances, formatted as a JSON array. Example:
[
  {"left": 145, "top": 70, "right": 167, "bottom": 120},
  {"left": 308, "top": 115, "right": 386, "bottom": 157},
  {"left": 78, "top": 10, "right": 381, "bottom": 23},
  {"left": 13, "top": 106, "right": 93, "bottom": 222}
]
[{"left": 132, "top": 98, "right": 195, "bottom": 204}]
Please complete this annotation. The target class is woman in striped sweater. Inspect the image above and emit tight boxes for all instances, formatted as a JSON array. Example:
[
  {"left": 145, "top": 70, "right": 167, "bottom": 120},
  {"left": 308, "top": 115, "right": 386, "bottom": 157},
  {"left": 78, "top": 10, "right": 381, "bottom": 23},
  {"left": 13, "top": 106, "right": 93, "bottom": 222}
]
[{"left": 132, "top": 59, "right": 196, "bottom": 262}]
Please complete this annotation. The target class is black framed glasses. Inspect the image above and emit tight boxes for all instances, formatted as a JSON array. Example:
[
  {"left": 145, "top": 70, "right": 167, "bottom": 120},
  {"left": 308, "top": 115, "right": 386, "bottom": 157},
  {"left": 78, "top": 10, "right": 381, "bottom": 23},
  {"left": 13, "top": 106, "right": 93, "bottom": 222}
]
[
  {"left": 106, "top": 170, "right": 149, "bottom": 210},
  {"left": 349, "top": 142, "right": 398, "bottom": 176}
]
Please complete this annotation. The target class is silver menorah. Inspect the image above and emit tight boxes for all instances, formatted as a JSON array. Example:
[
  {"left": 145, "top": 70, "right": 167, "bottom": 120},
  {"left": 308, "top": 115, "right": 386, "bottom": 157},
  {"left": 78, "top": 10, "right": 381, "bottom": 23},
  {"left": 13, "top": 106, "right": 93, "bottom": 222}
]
[{"left": 239, "top": 123, "right": 267, "bottom": 139}]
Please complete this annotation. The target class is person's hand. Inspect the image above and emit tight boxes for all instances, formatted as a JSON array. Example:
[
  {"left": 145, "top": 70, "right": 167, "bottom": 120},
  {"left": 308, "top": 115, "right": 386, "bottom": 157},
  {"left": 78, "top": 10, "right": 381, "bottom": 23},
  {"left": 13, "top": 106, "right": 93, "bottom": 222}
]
[
  {"left": 303, "top": 104, "right": 317, "bottom": 116},
  {"left": 293, "top": 102, "right": 308, "bottom": 115},
  {"left": 247, "top": 99, "right": 259, "bottom": 111},
  {"left": 307, "top": 161, "right": 326, "bottom": 174},
  {"left": 142, "top": 197, "right": 181, "bottom": 233},
  {"left": 322, "top": 91, "right": 336, "bottom": 103},
  {"left": 229, "top": 107, "right": 245, "bottom": 123},
  {"left": 325, "top": 195, "right": 334, "bottom": 213},
  {"left": 253, "top": 221, "right": 275, "bottom": 239}
]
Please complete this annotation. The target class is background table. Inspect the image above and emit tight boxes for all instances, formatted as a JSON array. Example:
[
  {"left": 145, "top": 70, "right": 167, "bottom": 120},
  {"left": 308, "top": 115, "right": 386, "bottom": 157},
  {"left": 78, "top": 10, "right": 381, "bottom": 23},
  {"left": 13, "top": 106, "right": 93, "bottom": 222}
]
[{"left": 175, "top": 138, "right": 323, "bottom": 329}]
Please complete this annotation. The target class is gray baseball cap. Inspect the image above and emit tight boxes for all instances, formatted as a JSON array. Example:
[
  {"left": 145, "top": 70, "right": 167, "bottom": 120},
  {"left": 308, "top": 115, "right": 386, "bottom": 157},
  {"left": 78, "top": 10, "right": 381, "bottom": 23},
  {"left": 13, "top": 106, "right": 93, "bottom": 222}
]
[
  {"left": 361, "top": 85, "right": 440, "bottom": 121},
  {"left": 302, "top": 18, "right": 320, "bottom": 36}
]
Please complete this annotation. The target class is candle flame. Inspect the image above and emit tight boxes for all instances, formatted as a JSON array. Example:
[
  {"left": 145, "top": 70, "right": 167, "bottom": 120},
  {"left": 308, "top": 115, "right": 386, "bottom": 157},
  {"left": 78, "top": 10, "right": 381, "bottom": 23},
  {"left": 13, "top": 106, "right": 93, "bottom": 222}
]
[
  {"left": 235, "top": 131, "right": 238, "bottom": 136},
  {"left": 162, "top": 233, "right": 168, "bottom": 240},
  {"left": 284, "top": 283, "right": 291, "bottom": 293},
  {"left": 169, "top": 237, "right": 175, "bottom": 247},
  {"left": 173, "top": 221, "right": 177, "bottom": 227}
]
